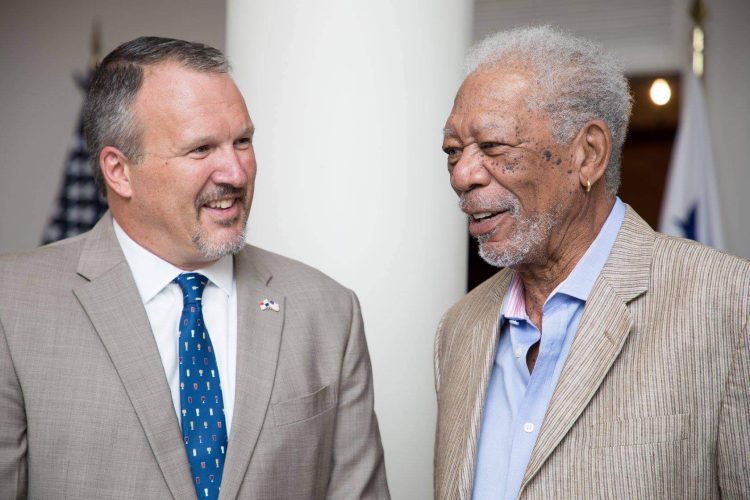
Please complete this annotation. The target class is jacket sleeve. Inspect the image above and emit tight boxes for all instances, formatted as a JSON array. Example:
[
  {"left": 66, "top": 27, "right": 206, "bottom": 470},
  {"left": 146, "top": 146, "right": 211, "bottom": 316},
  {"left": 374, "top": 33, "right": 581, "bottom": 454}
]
[
  {"left": 326, "top": 290, "right": 390, "bottom": 499},
  {"left": 717, "top": 312, "right": 750, "bottom": 497},
  {"left": 0, "top": 316, "right": 27, "bottom": 499}
]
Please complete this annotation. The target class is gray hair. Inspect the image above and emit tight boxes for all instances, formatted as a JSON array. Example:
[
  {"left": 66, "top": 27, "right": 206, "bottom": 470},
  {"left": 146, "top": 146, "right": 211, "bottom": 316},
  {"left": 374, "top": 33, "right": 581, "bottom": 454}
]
[
  {"left": 466, "top": 25, "right": 632, "bottom": 193},
  {"left": 82, "top": 36, "right": 230, "bottom": 195}
]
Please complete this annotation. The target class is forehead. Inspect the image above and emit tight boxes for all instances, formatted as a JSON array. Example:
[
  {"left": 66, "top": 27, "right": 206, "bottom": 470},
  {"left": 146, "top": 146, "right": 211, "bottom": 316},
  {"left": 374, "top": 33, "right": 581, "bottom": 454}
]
[
  {"left": 445, "top": 67, "right": 550, "bottom": 138},
  {"left": 134, "top": 62, "right": 250, "bottom": 128},
  {"left": 453, "top": 67, "right": 532, "bottom": 112}
]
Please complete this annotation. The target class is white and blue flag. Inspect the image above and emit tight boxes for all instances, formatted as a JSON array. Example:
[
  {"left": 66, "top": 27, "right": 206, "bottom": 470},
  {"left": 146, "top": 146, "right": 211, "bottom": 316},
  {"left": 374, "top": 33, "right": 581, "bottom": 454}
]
[{"left": 659, "top": 72, "right": 724, "bottom": 249}]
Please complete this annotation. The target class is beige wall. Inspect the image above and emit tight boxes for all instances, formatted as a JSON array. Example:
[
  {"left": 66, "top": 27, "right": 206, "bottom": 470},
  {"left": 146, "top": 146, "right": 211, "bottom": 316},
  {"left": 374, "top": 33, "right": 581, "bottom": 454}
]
[
  {"left": 704, "top": 0, "right": 750, "bottom": 258},
  {"left": 0, "top": 0, "right": 226, "bottom": 254}
]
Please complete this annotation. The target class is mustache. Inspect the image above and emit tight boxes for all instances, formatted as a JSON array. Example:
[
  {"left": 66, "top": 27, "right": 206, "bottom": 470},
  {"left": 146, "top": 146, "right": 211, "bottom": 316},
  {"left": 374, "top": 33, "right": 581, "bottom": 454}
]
[
  {"left": 195, "top": 185, "right": 246, "bottom": 208},
  {"left": 458, "top": 193, "right": 519, "bottom": 215}
]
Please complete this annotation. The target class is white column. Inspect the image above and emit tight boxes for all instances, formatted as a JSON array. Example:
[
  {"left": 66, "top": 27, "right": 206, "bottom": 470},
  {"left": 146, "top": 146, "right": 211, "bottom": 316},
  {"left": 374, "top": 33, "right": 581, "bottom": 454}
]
[{"left": 227, "top": 2, "right": 471, "bottom": 497}]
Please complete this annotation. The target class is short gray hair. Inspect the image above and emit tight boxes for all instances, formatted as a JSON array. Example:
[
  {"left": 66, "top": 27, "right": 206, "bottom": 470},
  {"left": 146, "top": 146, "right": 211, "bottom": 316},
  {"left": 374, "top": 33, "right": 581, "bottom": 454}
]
[
  {"left": 82, "top": 36, "right": 230, "bottom": 195},
  {"left": 466, "top": 25, "right": 632, "bottom": 193}
]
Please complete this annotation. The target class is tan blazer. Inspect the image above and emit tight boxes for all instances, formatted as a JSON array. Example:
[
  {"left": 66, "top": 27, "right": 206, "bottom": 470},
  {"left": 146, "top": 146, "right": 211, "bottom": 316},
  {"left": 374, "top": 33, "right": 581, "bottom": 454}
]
[
  {"left": 0, "top": 215, "right": 389, "bottom": 499},
  {"left": 434, "top": 207, "right": 750, "bottom": 499}
]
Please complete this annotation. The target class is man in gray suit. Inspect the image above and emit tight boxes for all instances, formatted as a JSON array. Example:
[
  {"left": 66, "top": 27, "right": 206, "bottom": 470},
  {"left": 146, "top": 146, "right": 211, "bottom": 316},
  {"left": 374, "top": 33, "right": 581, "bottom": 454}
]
[
  {"left": 0, "top": 37, "right": 389, "bottom": 499},
  {"left": 435, "top": 26, "right": 749, "bottom": 498}
]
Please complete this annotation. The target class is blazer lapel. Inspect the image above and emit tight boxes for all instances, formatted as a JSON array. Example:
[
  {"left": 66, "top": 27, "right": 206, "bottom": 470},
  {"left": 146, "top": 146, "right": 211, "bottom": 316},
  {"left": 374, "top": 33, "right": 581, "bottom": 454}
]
[
  {"left": 219, "top": 247, "right": 283, "bottom": 500},
  {"left": 72, "top": 215, "right": 195, "bottom": 500},
  {"left": 439, "top": 270, "right": 512, "bottom": 500},
  {"left": 520, "top": 206, "right": 654, "bottom": 491}
]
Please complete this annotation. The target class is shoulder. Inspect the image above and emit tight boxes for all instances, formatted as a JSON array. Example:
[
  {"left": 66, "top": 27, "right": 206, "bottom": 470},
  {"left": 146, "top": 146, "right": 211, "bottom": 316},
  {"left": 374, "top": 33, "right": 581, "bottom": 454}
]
[
  {"left": 651, "top": 233, "right": 750, "bottom": 294},
  {"left": 237, "top": 244, "right": 355, "bottom": 302},
  {"left": 0, "top": 234, "right": 87, "bottom": 291},
  {"left": 440, "top": 268, "right": 512, "bottom": 331},
  {"left": 638, "top": 234, "right": 750, "bottom": 340},
  {"left": 435, "top": 268, "right": 511, "bottom": 363},
  {"left": 0, "top": 235, "right": 91, "bottom": 331}
]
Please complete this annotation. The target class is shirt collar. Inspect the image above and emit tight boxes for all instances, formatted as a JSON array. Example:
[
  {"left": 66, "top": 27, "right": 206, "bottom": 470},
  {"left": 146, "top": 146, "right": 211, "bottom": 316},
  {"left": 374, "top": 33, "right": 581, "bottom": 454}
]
[
  {"left": 554, "top": 197, "right": 625, "bottom": 302},
  {"left": 113, "top": 219, "right": 234, "bottom": 304},
  {"left": 500, "top": 197, "right": 626, "bottom": 319}
]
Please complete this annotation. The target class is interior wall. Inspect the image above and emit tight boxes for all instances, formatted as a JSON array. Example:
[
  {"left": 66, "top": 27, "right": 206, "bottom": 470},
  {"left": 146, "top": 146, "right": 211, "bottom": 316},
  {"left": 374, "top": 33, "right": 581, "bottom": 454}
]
[
  {"left": 704, "top": 0, "right": 750, "bottom": 258},
  {"left": 474, "top": 0, "right": 750, "bottom": 258},
  {"left": 0, "top": 0, "right": 226, "bottom": 254}
]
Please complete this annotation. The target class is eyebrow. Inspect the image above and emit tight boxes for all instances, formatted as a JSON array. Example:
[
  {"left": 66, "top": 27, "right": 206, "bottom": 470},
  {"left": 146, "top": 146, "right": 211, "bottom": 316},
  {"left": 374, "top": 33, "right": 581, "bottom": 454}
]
[
  {"left": 238, "top": 126, "right": 255, "bottom": 139},
  {"left": 442, "top": 120, "right": 514, "bottom": 138},
  {"left": 186, "top": 126, "right": 254, "bottom": 147},
  {"left": 477, "top": 121, "right": 512, "bottom": 131}
]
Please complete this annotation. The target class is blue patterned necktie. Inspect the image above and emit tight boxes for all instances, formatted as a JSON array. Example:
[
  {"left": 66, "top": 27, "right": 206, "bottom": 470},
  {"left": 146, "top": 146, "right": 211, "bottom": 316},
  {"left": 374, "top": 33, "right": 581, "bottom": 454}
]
[{"left": 174, "top": 273, "right": 228, "bottom": 500}]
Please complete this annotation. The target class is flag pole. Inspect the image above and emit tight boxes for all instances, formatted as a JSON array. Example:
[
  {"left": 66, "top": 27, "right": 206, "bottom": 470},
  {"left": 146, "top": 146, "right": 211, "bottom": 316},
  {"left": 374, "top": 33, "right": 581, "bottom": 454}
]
[{"left": 89, "top": 20, "right": 102, "bottom": 71}]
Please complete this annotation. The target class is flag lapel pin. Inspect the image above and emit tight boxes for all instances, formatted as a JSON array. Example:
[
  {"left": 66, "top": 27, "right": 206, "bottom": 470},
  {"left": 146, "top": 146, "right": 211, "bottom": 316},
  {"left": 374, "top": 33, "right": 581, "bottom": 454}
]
[{"left": 259, "top": 299, "right": 280, "bottom": 312}]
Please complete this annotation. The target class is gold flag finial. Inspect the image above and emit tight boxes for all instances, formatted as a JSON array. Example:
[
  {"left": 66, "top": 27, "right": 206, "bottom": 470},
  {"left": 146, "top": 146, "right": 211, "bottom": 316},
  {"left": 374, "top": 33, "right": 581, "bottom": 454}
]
[{"left": 690, "top": 0, "right": 707, "bottom": 77}]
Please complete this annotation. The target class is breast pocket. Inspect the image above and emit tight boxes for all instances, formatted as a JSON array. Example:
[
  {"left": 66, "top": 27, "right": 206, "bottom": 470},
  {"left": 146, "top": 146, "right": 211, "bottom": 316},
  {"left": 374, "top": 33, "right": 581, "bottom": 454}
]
[
  {"left": 578, "top": 414, "right": 690, "bottom": 498},
  {"left": 271, "top": 384, "right": 337, "bottom": 427}
]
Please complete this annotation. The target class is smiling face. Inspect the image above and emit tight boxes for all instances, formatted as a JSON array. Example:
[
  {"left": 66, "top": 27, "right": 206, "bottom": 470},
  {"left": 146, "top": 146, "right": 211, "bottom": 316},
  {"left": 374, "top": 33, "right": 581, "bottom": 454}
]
[
  {"left": 443, "top": 67, "right": 581, "bottom": 268},
  {"left": 111, "top": 62, "right": 256, "bottom": 269}
]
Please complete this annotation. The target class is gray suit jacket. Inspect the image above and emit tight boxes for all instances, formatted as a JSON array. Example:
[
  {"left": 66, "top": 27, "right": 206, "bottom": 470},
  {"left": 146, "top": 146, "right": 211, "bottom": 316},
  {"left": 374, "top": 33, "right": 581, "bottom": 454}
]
[
  {"left": 0, "top": 215, "right": 389, "bottom": 499},
  {"left": 434, "top": 207, "right": 750, "bottom": 499}
]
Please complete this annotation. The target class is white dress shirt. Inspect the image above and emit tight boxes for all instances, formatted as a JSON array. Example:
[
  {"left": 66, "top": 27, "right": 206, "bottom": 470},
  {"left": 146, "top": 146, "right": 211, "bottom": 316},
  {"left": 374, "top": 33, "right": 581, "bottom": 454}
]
[{"left": 113, "top": 220, "right": 237, "bottom": 434}]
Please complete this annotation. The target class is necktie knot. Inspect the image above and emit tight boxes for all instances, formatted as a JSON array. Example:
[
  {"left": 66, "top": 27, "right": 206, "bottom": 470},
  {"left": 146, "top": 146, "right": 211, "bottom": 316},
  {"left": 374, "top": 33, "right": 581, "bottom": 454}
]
[{"left": 174, "top": 272, "right": 208, "bottom": 305}]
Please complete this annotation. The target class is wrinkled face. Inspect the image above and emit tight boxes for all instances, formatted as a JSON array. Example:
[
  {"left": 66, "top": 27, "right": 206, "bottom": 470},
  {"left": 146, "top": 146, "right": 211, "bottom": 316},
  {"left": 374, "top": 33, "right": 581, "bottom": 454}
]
[
  {"left": 442, "top": 67, "right": 576, "bottom": 268},
  {"left": 125, "top": 62, "right": 256, "bottom": 269}
]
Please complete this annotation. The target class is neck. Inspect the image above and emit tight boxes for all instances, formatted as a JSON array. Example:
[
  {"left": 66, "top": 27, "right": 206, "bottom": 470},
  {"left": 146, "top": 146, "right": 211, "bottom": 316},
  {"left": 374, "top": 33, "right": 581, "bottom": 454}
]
[{"left": 516, "top": 195, "right": 615, "bottom": 328}]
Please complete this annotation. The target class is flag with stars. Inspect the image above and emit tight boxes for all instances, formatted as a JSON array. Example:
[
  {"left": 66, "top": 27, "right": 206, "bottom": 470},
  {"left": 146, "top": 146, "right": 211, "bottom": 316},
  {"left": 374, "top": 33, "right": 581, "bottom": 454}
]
[
  {"left": 658, "top": 71, "right": 724, "bottom": 249},
  {"left": 41, "top": 72, "right": 108, "bottom": 245}
]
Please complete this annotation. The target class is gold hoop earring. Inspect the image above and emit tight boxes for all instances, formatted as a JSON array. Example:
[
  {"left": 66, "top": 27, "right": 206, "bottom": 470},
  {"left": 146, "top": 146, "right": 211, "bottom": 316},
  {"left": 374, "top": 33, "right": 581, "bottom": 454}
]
[{"left": 585, "top": 178, "right": 592, "bottom": 193}]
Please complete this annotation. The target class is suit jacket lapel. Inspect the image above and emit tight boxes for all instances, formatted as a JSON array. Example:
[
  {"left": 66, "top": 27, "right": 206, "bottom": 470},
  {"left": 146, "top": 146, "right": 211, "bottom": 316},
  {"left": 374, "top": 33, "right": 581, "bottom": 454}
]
[
  {"left": 439, "top": 270, "right": 512, "bottom": 500},
  {"left": 219, "top": 247, "right": 283, "bottom": 500},
  {"left": 72, "top": 215, "right": 195, "bottom": 500},
  {"left": 520, "top": 206, "right": 654, "bottom": 491}
]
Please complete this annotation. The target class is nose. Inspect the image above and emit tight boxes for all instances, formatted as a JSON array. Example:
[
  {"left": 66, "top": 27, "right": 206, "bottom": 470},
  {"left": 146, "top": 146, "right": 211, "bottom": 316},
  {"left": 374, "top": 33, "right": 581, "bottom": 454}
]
[
  {"left": 212, "top": 145, "right": 253, "bottom": 187},
  {"left": 450, "top": 146, "right": 490, "bottom": 193}
]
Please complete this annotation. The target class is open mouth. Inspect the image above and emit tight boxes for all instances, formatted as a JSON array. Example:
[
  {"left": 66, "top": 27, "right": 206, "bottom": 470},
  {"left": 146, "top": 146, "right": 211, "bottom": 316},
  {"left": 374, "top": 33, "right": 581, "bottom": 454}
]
[
  {"left": 468, "top": 210, "right": 508, "bottom": 236},
  {"left": 205, "top": 198, "right": 235, "bottom": 210},
  {"left": 201, "top": 197, "right": 242, "bottom": 221},
  {"left": 471, "top": 211, "right": 498, "bottom": 221}
]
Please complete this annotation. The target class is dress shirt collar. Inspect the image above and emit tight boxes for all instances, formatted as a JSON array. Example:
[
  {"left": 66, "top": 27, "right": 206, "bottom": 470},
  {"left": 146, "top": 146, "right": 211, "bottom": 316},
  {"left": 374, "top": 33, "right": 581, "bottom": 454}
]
[
  {"left": 500, "top": 197, "right": 626, "bottom": 319},
  {"left": 112, "top": 219, "right": 234, "bottom": 304}
]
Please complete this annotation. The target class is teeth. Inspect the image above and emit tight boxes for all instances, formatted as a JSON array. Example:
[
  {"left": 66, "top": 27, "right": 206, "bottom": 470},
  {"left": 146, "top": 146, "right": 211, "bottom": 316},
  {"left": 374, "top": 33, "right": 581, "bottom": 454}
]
[
  {"left": 473, "top": 212, "right": 495, "bottom": 220},
  {"left": 207, "top": 199, "right": 233, "bottom": 209}
]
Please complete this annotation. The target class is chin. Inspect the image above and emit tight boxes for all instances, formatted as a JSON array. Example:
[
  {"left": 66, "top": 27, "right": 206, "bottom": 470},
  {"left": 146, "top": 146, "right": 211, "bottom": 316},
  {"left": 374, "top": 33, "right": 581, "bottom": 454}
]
[{"left": 192, "top": 226, "right": 247, "bottom": 261}]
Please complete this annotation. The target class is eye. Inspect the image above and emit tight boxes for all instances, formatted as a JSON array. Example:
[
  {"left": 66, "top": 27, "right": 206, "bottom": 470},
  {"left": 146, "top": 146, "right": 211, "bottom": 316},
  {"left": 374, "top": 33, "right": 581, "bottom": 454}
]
[
  {"left": 189, "top": 145, "right": 212, "bottom": 158},
  {"left": 479, "top": 142, "right": 506, "bottom": 155},
  {"left": 442, "top": 146, "right": 462, "bottom": 164},
  {"left": 234, "top": 137, "right": 252, "bottom": 149}
]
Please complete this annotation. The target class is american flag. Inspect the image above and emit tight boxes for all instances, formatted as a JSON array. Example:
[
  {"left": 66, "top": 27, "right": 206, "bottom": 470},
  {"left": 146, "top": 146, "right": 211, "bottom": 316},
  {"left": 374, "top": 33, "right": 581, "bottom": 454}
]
[{"left": 41, "top": 73, "right": 108, "bottom": 245}]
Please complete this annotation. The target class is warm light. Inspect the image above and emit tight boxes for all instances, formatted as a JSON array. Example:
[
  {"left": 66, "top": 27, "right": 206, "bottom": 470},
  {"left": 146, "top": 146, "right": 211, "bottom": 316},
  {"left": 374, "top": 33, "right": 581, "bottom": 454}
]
[{"left": 649, "top": 78, "right": 672, "bottom": 106}]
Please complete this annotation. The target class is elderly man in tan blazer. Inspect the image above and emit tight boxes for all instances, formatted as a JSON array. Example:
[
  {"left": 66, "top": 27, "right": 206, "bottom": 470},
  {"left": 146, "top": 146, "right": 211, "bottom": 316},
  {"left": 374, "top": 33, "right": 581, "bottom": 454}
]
[
  {"left": 435, "top": 26, "right": 749, "bottom": 499},
  {"left": 0, "top": 37, "right": 389, "bottom": 499}
]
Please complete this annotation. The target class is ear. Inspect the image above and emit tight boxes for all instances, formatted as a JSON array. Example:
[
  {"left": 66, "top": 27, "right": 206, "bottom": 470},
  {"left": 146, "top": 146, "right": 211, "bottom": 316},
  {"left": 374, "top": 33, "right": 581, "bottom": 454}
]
[
  {"left": 573, "top": 119, "right": 612, "bottom": 192},
  {"left": 99, "top": 146, "right": 134, "bottom": 198}
]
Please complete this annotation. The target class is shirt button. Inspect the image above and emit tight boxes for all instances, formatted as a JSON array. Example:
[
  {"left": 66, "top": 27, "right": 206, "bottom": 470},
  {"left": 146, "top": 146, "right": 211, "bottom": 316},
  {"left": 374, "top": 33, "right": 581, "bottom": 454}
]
[
  {"left": 514, "top": 348, "right": 524, "bottom": 358},
  {"left": 523, "top": 422, "right": 534, "bottom": 433}
]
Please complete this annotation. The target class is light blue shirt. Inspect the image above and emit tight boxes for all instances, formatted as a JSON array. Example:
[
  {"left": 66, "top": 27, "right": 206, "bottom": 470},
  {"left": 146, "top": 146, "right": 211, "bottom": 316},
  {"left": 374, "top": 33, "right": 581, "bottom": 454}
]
[{"left": 471, "top": 198, "right": 625, "bottom": 500}]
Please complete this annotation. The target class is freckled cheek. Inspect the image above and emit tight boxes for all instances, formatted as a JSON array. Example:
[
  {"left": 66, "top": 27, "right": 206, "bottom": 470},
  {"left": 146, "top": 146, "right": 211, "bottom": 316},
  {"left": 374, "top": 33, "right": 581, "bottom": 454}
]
[{"left": 484, "top": 154, "right": 528, "bottom": 176}]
